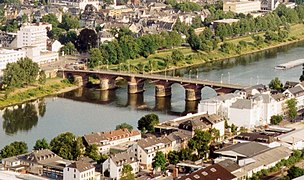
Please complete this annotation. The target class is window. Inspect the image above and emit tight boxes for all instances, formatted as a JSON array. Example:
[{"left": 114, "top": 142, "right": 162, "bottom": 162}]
[
  {"left": 74, "top": 174, "right": 76, "bottom": 178},
  {"left": 67, "top": 168, "right": 69, "bottom": 171}
]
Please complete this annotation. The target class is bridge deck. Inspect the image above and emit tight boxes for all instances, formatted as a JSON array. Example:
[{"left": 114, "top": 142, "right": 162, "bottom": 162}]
[{"left": 59, "top": 69, "right": 248, "bottom": 89}]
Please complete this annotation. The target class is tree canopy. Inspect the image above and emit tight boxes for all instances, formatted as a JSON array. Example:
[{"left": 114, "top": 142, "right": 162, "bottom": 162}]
[
  {"left": 269, "top": 77, "right": 283, "bottom": 91},
  {"left": 77, "top": 28, "right": 97, "bottom": 52},
  {"left": 120, "top": 164, "right": 135, "bottom": 180},
  {"left": 270, "top": 115, "right": 283, "bottom": 125},
  {"left": 137, "top": 113, "right": 159, "bottom": 133},
  {"left": 33, "top": 138, "right": 50, "bottom": 150},
  {"left": 3, "top": 57, "right": 39, "bottom": 88},
  {"left": 116, "top": 123, "right": 133, "bottom": 132},
  {"left": 152, "top": 151, "right": 166, "bottom": 171},
  {"left": 50, "top": 132, "right": 84, "bottom": 160},
  {"left": 0, "top": 141, "right": 27, "bottom": 160},
  {"left": 286, "top": 98, "right": 297, "bottom": 120},
  {"left": 188, "top": 129, "right": 212, "bottom": 159}
]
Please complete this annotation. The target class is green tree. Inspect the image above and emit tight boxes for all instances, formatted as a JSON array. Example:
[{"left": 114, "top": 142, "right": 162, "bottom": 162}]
[
  {"left": 168, "top": 151, "right": 180, "bottom": 165},
  {"left": 41, "top": 14, "right": 60, "bottom": 27},
  {"left": 77, "top": 28, "right": 97, "bottom": 52},
  {"left": 61, "top": 42, "right": 77, "bottom": 55},
  {"left": 287, "top": 166, "right": 304, "bottom": 179},
  {"left": 0, "top": 141, "right": 27, "bottom": 159},
  {"left": 33, "top": 138, "right": 50, "bottom": 150},
  {"left": 85, "top": 144, "right": 100, "bottom": 161},
  {"left": 38, "top": 70, "right": 47, "bottom": 85},
  {"left": 269, "top": 77, "right": 283, "bottom": 91},
  {"left": 137, "top": 113, "right": 159, "bottom": 133},
  {"left": 270, "top": 115, "right": 283, "bottom": 125},
  {"left": 231, "top": 124, "right": 238, "bottom": 134},
  {"left": 59, "top": 13, "right": 79, "bottom": 31},
  {"left": 152, "top": 151, "right": 166, "bottom": 171},
  {"left": 188, "top": 130, "right": 212, "bottom": 159},
  {"left": 286, "top": 98, "right": 297, "bottom": 120},
  {"left": 188, "top": 31, "right": 201, "bottom": 51},
  {"left": 171, "top": 49, "right": 184, "bottom": 62},
  {"left": 3, "top": 57, "right": 39, "bottom": 88},
  {"left": 50, "top": 132, "right": 84, "bottom": 160},
  {"left": 120, "top": 164, "right": 135, "bottom": 180},
  {"left": 88, "top": 48, "right": 103, "bottom": 68},
  {"left": 116, "top": 123, "right": 133, "bottom": 132}
]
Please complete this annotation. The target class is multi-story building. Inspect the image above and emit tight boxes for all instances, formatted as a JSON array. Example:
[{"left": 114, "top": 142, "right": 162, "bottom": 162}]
[
  {"left": 63, "top": 161, "right": 96, "bottom": 180},
  {"left": 223, "top": 0, "right": 261, "bottom": 14},
  {"left": 102, "top": 151, "right": 139, "bottom": 179},
  {"left": 83, "top": 128, "right": 141, "bottom": 154},
  {"left": 16, "top": 23, "right": 52, "bottom": 51},
  {"left": 135, "top": 136, "right": 172, "bottom": 170},
  {"left": 0, "top": 49, "right": 26, "bottom": 70}
]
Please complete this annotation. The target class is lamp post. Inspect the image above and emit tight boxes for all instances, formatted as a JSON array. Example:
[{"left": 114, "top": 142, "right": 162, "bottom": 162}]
[
  {"left": 165, "top": 67, "right": 167, "bottom": 79},
  {"left": 257, "top": 75, "right": 259, "bottom": 85},
  {"left": 189, "top": 69, "right": 192, "bottom": 80},
  {"left": 220, "top": 74, "right": 223, "bottom": 84},
  {"left": 106, "top": 60, "right": 109, "bottom": 70},
  {"left": 128, "top": 62, "right": 130, "bottom": 73},
  {"left": 228, "top": 72, "right": 230, "bottom": 84}
]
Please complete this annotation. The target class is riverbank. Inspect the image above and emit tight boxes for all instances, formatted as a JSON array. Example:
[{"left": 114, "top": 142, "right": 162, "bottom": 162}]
[
  {"left": 0, "top": 78, "right": 78, "bottom": 109},
  {"left": 106, "top": 24, "right": 304, "bottom": 74}
]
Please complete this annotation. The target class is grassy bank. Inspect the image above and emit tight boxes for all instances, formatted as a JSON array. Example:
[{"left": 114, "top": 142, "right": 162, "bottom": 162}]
[
  {"left": 104, "top": 24, "right": 304, "bottom": 73},
  {"left": 0, "top": 78, "right": 78, "bottom": 108}
]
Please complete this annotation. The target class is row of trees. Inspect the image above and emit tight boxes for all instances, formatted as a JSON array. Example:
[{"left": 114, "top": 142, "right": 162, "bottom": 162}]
[{"left": 88, "top": 29, "right": 183, "bottom": 68}]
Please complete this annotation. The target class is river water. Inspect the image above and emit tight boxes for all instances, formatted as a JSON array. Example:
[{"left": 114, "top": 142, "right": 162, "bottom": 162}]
[{"left": 1, "top": 41, "right": 304, "bottom": 149}]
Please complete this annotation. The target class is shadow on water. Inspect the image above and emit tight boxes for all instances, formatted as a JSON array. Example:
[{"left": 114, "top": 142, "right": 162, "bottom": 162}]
[
  {"left": 2, "top": 99, "right": 46, "bottom": 135},
  {"left": 59, "top": 87, "right": 196, "bottom": 116}
]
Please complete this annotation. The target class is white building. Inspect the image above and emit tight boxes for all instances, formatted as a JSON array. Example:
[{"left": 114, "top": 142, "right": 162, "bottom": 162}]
[
  {"left": 16, "top": 23, "right": 52, "bottom": 51},
  {"left": 52, "top": 0, "right": 100, "bottom": 10},
  {"left": 198, "top": 93, "right": 243, "bottom": 118},
  {"left": 228, "top": 93, "right": 277, "bottom": 128},
  {"left": 102, "top": 151, "right": 139, "bottom": 179},
  {"left": 283, "top": 83, "right": 304, "bottom": 109},
  {"left": 63, "top": 161, "right": 96, "bottom": 180},
  {"left": 0, "top": 49, "right": 25, "bottom": 70},
  {"left": 135, "top": 136, "right": 172, "bottom": 170},
  {"left": 223, "top": 0, "right": 261, "bottom": 14},
  {"left": 83, "top": 128, "right": 141, "bottom": 154}
]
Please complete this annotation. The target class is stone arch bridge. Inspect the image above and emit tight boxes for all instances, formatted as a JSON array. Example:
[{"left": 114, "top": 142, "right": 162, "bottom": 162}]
[{"left": 58, "top": 69, "right": 248, "bottom": 101}]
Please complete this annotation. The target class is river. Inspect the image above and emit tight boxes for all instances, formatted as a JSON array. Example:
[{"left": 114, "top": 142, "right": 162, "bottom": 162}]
[{"left": 1, "top": 41, "right": 304, "bottom": 149}]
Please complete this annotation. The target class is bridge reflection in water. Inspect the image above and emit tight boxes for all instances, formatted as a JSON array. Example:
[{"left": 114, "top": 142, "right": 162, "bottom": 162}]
[{"left": 60, "top": 87, "right": 200, "bottom": 116}]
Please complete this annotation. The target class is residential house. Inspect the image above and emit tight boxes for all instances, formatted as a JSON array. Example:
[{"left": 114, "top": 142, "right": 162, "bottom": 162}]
[
  {"left": 2, "top": 149, "right": 71, "bottom": 179},
  {"left": 63, "top": 161, "right": 98, "bottom": 180},
  {"left": 83, "top": 128, "right": 141, "bottom": 154},
  {"left": 283, "top": 82, "right": 304, "bottom": 109},
  {"left": 102, "top": 150, "right": 139, "bottom": 179},
  {"left": 98, "top": 31, "right": 115, "bottom": 44},
  {"left": 166, "top": 130, "right": 191, "bottom": 151},
  {"left": 177, "top": 163, "right": 237, "bottom": 180},
  {"left": 47, "top": 39, "right": 63, "bottom": 52},
  {"left": 135, "top": 136, "right": 172, "bottom": 170},
  {"left": 217, "top": 159, "right": 246, "bottom": 180}
]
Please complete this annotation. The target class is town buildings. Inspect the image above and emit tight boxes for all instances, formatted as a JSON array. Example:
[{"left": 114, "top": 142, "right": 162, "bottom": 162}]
[
  {"left": 0, "top": 49, "right": 26, "bottom": 71},
  {"left": 83, "top": 128, "right": 141, "bottom": 154}
]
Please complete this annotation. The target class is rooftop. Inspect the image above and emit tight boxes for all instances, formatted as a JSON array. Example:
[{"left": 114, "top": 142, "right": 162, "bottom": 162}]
[
  {"left": 177, "top": 163, "right": 236, "bottom": 180},
  {"left": 67, "top": 161, "right": 94, "bottom": 172}
]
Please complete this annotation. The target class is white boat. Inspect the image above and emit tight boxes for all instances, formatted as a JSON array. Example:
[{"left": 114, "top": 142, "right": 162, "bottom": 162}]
[{"left": 275, "top": 59, "right": 304, "bottom": 70}]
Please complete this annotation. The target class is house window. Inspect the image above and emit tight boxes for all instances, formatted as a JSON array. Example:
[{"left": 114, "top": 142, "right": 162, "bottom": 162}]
[
  {"left": 67, "top": 168, "right": 69, "bottom": 171},
  {"left": 74, "top": 174, "right": 76, "bottom": 178},
  {"left": 74, "top": 169, "right": 76, "bottom": 172}
]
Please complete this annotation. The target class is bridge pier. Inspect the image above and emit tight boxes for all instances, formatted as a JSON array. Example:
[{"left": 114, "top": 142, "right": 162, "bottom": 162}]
[
  {"left": 128, "top": 76, "right": 145, "bottom": 94},
  {"left": 100, "top": 78, "right": 116, "bottom": 90},
  {"left": 184, "top": 85, "right": 204, "bottom": 101},
  {"left": 155, "top": 82, "right": 172, "bottom": 97}
]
